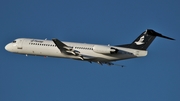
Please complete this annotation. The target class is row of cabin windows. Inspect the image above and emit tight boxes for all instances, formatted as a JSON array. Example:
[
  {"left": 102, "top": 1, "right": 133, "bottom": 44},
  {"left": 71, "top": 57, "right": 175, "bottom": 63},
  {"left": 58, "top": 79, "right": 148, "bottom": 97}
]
[
  {"left": 29, "top": 43, "right": 57, "bottom": 47},
  {"left": 29, "top": 43, "right": 93, "bottom": 50},
  {"left": 75, "top": 47, "right": 93, "bottom": 50}
]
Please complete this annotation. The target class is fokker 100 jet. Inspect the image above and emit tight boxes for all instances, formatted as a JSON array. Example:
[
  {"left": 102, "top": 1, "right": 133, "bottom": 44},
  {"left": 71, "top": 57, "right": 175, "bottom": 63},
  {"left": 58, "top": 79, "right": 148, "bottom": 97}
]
[{"left": 5, "top": 29, "right": 174, "bottom": 66}]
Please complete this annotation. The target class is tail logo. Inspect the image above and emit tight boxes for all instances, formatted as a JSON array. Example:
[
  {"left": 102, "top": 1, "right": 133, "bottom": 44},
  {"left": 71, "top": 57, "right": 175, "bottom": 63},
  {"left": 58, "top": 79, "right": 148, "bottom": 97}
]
[{"left": 135, "top": 36, "right": 145, "bottom": 45}]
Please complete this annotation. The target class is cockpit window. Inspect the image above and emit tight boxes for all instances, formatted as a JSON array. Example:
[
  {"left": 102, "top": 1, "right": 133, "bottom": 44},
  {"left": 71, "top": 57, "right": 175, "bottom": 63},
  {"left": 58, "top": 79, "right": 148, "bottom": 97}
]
[{"left": 12, "top": 41, "right": 16, "bottom": 43}]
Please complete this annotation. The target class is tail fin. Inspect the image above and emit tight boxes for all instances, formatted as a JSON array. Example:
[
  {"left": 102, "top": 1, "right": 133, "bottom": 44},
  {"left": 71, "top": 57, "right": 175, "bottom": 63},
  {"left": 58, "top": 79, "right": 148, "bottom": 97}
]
[{"left": 117, "top": 29, "right": 174, "bottom": 50}]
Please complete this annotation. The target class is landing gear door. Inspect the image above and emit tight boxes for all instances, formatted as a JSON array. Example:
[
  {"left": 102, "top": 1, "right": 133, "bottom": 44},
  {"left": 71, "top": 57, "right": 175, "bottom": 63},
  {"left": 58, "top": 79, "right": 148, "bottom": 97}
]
[{"left": 17, "top": 39, "right": 23, "bottom": 49}]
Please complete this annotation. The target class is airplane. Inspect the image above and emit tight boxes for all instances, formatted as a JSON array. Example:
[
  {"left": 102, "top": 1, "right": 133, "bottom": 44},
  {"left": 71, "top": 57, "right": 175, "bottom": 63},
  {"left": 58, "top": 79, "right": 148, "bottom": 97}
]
[{"left": 5, "top": 29, "right": 174, "bottom": 66}]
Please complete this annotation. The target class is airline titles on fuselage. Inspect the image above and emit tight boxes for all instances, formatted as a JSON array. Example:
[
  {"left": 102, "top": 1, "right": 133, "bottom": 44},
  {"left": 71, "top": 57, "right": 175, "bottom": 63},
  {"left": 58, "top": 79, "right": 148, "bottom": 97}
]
[{"left": 31, "top": 39, "right": 44, "bottom": 43}]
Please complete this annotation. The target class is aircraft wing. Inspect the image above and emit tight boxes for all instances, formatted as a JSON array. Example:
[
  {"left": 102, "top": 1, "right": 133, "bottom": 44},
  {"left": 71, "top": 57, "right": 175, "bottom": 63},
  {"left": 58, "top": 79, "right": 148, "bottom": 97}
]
[
  {"left": 52, "top": 38, "right": 80, "bottom": 56},
  {"left": 52, "top": 38, "right": 68, "bottom": 53}
]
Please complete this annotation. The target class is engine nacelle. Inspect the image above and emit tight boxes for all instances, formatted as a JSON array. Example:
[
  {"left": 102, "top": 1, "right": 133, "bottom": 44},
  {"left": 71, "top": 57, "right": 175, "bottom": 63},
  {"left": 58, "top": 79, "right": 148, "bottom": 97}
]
[{"left": 93, "top": 45, "right": 118, "bottom": 54}]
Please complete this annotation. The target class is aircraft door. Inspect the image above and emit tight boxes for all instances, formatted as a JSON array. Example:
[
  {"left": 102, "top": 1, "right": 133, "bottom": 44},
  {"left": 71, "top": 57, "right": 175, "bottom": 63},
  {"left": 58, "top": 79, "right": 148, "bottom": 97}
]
[{"left": 17, "top": 39, "right": 23, "bottom": 49}]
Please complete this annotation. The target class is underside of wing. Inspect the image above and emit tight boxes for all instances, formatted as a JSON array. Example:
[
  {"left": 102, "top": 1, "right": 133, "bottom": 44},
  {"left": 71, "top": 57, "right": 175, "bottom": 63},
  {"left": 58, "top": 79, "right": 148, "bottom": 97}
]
[{"left": 77, "top": 55, "right": 123, "bottom": 66}]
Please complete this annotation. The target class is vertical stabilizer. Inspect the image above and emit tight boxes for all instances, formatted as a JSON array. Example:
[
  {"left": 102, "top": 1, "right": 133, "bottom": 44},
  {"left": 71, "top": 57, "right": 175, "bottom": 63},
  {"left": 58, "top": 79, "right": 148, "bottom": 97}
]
[{"left": 117, "top": 29, "right": 174, "bottom": 50}]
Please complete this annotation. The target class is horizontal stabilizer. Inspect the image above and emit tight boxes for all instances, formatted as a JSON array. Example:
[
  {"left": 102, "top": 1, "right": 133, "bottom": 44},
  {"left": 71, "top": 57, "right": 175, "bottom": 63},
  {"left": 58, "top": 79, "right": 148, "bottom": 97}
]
[{"left": 147, "top": 29, "right": 175, "bottom": 40}]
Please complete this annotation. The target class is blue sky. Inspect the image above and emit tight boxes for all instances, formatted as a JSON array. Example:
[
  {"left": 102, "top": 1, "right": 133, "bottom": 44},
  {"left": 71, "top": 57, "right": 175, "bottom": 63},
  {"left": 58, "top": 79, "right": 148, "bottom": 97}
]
[{"left": 0, "top": 0, "right": 180, "bottom": 101}]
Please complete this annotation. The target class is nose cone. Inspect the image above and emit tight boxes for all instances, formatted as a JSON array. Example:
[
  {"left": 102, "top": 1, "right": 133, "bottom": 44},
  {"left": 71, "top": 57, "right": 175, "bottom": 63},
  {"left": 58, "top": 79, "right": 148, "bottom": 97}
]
[{"left": 5, "top": 43, "right": 11, "bottom": 52}]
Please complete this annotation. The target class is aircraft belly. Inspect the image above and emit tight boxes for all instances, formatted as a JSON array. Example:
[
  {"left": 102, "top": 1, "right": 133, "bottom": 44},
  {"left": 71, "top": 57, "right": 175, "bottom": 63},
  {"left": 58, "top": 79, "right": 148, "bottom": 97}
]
[{"left": 80, "top": 51, "right": 136, "bottom": 62}]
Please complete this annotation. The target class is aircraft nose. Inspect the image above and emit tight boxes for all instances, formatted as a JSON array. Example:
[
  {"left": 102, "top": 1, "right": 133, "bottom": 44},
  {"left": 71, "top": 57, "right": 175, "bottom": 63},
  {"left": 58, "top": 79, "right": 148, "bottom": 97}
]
[{"left": 5, "top": 43, "right": 11, "bottom": 51}]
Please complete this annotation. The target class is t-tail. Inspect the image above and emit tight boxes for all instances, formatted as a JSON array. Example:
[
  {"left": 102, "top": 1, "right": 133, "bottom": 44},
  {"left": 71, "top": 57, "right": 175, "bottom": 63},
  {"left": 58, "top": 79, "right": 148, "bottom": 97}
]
[{"left": 117, "top": 29, "right": 175, "bottom": 50}]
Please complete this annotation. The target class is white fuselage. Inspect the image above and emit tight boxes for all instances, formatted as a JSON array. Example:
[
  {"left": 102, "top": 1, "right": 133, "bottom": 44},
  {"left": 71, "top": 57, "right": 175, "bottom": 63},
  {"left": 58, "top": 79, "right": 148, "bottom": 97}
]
[{"left": 5, "top": 38, "right": 147, "bottom": 63}]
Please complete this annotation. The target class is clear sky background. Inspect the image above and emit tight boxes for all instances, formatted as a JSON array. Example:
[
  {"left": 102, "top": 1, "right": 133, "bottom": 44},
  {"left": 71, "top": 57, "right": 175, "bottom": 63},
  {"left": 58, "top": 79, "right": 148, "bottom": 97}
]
[{"left": 0, "top": 0, "right": 180, "bottom": 101}]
